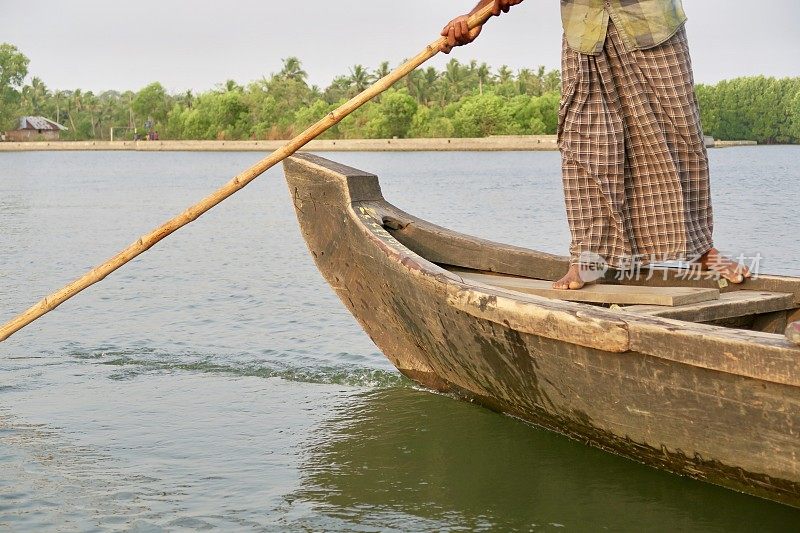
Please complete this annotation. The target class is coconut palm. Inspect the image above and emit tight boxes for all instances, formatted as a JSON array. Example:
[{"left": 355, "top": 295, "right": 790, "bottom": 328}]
[
  {"left": 374, "top": 61, "right": 391, "bottom": 80},
  {"left": 221, "top": 79, "right": 243, "bottom": 93},
  {"left": 279, "top": 57, "right": 308, "bottom": 82},
  {"left": 442, "top": 59, "right": 467, "bottom": 102},
  {"left": 21, "top": 77, "right": 49, "bottom": 114},
  {"left": 476, "top": 63, "right": 492, "bottom": 95},
  {"left": 180, "top": 90, "right": 194, "bottom": 109},
  {"left": 348, "top": 65, "right": 372, "bottom": 93},
  {"left": 66, "top": 89, "right": 82, "bottom": 135},
  {"left": 497, "top": 65, "right": 514, "bottom": 85},
  {"left": 96, "top": 91, "right": 120, "bottom": 139},
  {"left": 543, "top": 69, "right": 562, "bottom": 93},
  {"left": 53, "top": 90, "right": 66, "bottom": 124},
  {"left": 80, "top": 91, "right": 98, "bottom": 137},
  {"left": 517, "top": 68, "right": 538, "bottom": 96}
]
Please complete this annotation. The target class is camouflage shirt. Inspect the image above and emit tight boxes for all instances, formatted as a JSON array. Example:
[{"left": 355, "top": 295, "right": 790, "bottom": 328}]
[{"left": 560, "top": 0, "right": 687, "bottom": 55}]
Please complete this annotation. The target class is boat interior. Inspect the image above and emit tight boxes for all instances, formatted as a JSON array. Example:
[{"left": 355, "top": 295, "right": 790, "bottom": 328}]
[
  {"left": 447, "top": 266, "right": 796, "bottom": 334},
  {"left": 374, "top": 206, "right": 800, "bottom": 337}
]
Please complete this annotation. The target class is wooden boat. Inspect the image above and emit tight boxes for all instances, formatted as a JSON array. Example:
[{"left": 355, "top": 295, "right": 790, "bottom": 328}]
[{"left": 282, "top": 153, "right": 800, "bottom": 507}]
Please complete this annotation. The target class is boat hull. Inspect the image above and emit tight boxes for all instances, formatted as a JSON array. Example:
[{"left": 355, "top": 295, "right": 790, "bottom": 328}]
[{"left": 283, "top": 154, "right": 800, "bottom": 508}]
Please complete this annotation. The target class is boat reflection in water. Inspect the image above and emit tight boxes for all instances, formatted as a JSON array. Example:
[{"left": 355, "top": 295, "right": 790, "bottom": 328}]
[{"left": 290, "top": 387, "right": 797, "bottom": 531}]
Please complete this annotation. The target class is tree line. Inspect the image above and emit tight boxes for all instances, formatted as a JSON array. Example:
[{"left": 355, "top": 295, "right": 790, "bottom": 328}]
[{"left": 1, "top": 43, "right": 799, "bottom": 143}]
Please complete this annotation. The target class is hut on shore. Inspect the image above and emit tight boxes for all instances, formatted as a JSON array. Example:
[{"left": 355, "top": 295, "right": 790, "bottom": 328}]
[{"left": 4, "top": 116, "right": 68, "bottom": 142}]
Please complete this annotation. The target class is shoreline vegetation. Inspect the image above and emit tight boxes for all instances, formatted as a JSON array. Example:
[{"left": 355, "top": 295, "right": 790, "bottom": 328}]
[
  {"left": 0, "top": 137, "right": 757, "bottom": 152},
  {"left": 1, "top": 44, "right": 798, "bottom": 145}
]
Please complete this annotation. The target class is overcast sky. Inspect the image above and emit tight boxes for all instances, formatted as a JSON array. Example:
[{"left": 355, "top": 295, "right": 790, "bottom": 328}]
[{"left": 2, "top": 0, "right": 799, "bottom": 94}]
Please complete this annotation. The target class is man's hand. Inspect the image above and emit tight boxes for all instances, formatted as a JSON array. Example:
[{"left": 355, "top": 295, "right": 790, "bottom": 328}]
[
  {"left": 440, "top": 0, "right": 523, "bottom": 54},
  {"left": 440, "top": 15, "right": 482, "bottom": 54}
]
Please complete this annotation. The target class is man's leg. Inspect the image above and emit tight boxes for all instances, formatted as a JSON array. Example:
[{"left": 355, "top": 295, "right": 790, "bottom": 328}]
[
  {"left": 556, "top": 36, "right": 629, "bottom": 290},
  {"left": 606, "top": 24, "right": 750, "bottom": 283}
]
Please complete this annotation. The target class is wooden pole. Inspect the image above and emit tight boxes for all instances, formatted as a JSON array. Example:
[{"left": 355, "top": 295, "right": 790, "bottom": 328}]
[{"left": 0, "top": 5, "right": 498, "bottom": 342}]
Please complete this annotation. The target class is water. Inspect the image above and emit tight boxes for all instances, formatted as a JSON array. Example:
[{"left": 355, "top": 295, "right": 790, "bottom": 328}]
[{"left": 1, "top": 148, "right": 799, "bottom": 531}]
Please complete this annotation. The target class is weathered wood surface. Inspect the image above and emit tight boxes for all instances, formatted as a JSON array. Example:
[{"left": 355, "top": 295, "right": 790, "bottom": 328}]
[
  {"left": 451, "top": 268, "right": 720, "bottom": 306},
  {"left": 624, "top": 290, "right": 796, "bottom": 321},
  {"left": 624, "top": 314, "right": 800, "bottom": 388},
  {"left": 606, "top": 270, "right": 800, "bottom": 308},
  {"left": 446, "top": 284, "right": 630, "bottom": 353},
  {"left": 788, "top": 322, "right": 800, "bottom": 346},
  {"left": 375, "top": 201, "right": 800, "bottom": 310},
  {"left": 375, "top": 204, "right": 570, "bottom": 281},
  {"left": 752, "top": 311, "right": 790, "bottom": 335},
  {"left": 283, "top": 153, "right": 800, "bottom": 508}
]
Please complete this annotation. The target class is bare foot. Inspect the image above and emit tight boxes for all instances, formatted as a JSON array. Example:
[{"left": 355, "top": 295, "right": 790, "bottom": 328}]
[
  {"left": 697, "top": 247, "right": 752, "bottom": 284},
  {"left": 553, "top": 265, "right": 586, "bottom": 290}
]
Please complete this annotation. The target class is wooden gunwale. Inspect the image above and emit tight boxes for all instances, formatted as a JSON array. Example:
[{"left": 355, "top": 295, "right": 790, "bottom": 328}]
[{"left": 358, "top": 204, "right": 800, "bottom": 388}]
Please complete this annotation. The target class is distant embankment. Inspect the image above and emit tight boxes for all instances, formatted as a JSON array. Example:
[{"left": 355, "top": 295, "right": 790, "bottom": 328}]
[
  {"left": 709, "top": 140, "right": 759, "bottom": 148},
  {"left": 0, "top": 135, "right": 755, "bottom": 152}
]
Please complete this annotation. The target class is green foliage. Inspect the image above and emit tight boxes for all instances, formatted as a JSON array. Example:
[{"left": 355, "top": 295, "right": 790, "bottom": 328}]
[
  {"left": 791, "top": 91, "right": 800, "bottom": 141},
  {"left": 506, "top": 91, "right": 560, "bottom": 134},
  {"left": 453, "top": 93, "right": 514, "bottom": 137},
  {"left": 0, "top": 43, "right": 29, "bottom": 129},
  {"left": 168, "top": 90, "right": 250, "bottom": 139},
  {"left": 0, "top": 43, "right": 28, "bottom": 89},
  {"left": 132, "top": 82, "right": 170, "bottom": 130},
  {"left": 366, "top": 89, "right": 418, "bottom": 138},
  {"left": 697, "top": 76, "right": 800, "bottom": 144},
  {"left": 2, "top": 42, "right": 798, "bottom": 144}
]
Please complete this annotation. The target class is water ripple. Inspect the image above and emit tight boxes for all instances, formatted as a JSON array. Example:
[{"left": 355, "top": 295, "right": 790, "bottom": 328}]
[{"left": 68, "top": 348, "right": 410, "bottom": 388}]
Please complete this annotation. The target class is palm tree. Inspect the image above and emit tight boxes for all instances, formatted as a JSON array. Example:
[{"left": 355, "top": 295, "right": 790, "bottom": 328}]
[
  {"left": 121, "top": 90, "right": 136, "bottom": 130},
  {"left": 543, "top": 69, "right": 562, "bottom": 93},
  {"left": 404, "top": 69, "right": 424, "bottom": 103},
  {"left": 53, "top": 90, "right": 66, "bottom": 124},
  {"left": 21, "top": 77, "right": 49, "bottom": 115},
  {"left": 324, "top": 75, "right": 352, "bottom": 103},
  {"left": 279, "top": 57, "right": 307, "bottom": 82},
  {"left": 97, "top": 91, "right": 120, "bottom": 140},
  {"left": 84, "top": 91, "right": 99, "bottom": 138},
  {"left": 517, "top": 68, "right": 536, "bottom": 95},
  {"left": 476, "top": 63, "right": 492, "bottom": 95},
  {"left": 348, "top": 64, "right": 371, "bottom": 93},
  {"left": 497, "top": 65, "right": 514, "bottom": 85},
  {"left": 309, "top": 84, "right": 323, "bottom": 100},
  {"left": 181, "top": 90, "right": 194, "bottom": 109},
  {"left": 409, "top": 67, "right": 440, "bottom": 105},
  {"left": 220, "top": 79, "right": 243, "bottom": 93},
  {"left": 443, "top": 59, "right": 467, "bottom": 102},
  {"left": 374, "top": 61, "right": 391, "bottom": 80},
  {"left": 67, "top": 89, "right": 82, "bottom": 136}
]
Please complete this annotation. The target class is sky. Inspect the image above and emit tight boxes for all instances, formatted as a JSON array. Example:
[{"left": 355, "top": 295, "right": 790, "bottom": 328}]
[{"left": 2, "top": 0, "right": 799, "bottom": 94}]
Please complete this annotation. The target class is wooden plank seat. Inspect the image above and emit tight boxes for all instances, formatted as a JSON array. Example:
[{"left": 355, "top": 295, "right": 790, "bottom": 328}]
[
  {"left": 449, "top": 268, "right": 720, "bottom": 307},
  {"left": 623, "top": 290, "right": 796, "bottom": 322}
]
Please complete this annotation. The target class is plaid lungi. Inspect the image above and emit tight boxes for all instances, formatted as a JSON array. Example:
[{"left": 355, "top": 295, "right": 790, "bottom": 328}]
[{"left": 558, "top": 22, "right": 713, "bottom": 268}]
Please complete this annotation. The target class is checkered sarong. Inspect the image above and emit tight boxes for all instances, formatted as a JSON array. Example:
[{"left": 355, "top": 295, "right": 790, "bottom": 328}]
[{"left": 558, "top": 22, "right": 713, "bottom": 268}]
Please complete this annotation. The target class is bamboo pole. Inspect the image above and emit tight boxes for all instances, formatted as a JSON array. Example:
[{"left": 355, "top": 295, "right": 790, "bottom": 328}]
[{"left": 0, "top": 5, "right": 498, "bottom": 342}]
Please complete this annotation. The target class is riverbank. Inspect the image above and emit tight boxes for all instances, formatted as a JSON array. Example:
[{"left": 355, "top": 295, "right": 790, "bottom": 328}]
[{"left": 0, "top": 136, "right": 756, "bottom": 152}]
